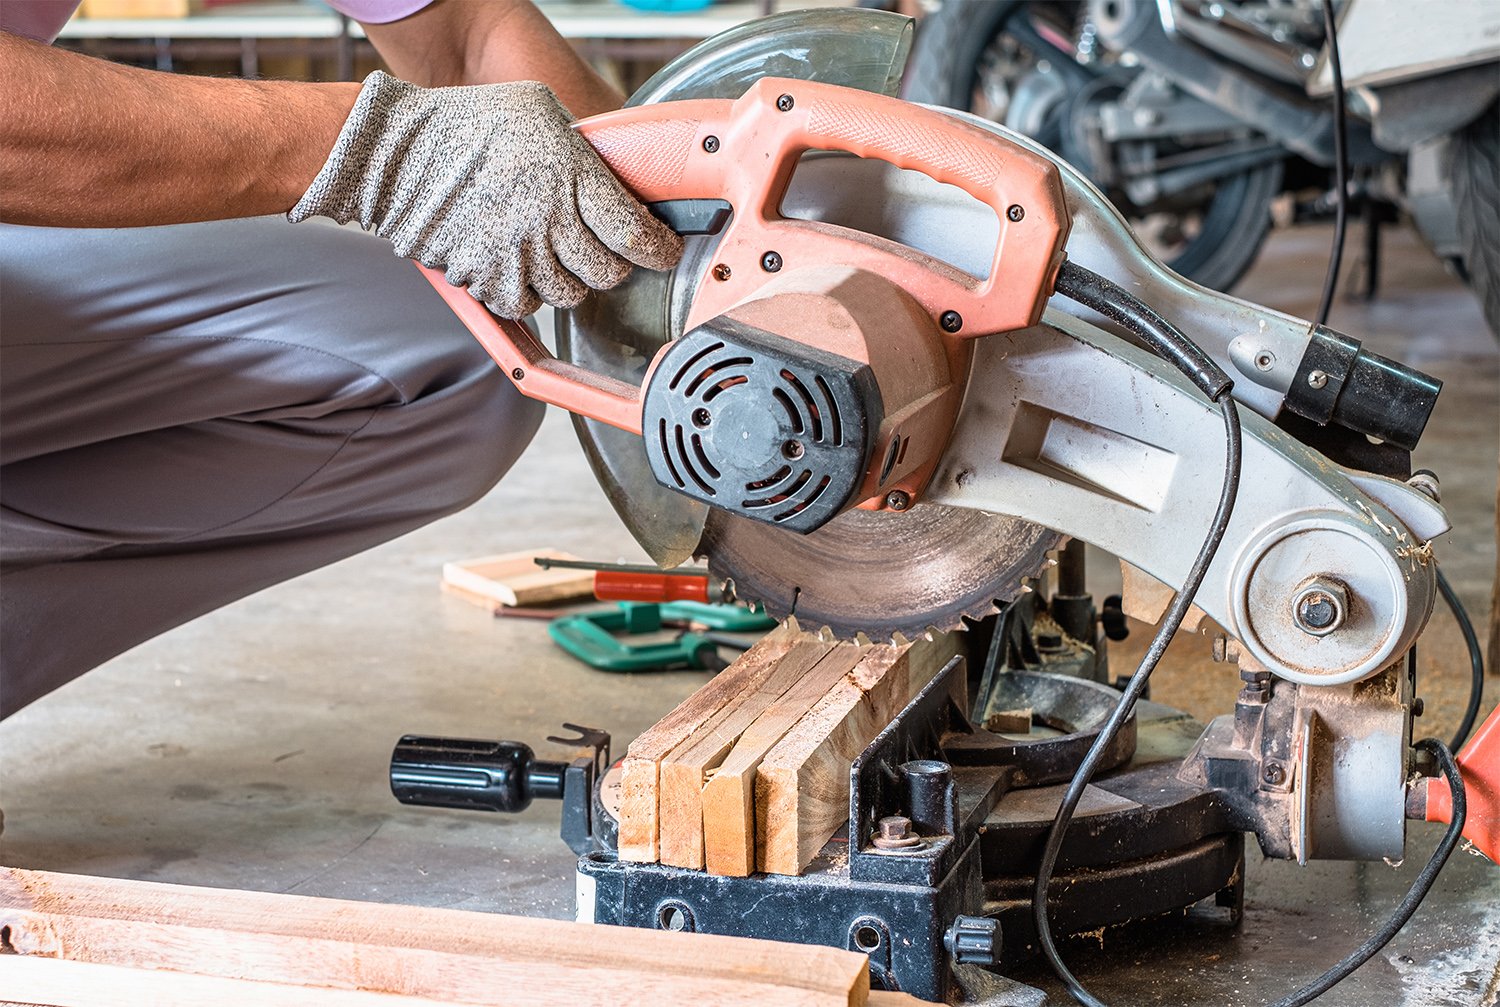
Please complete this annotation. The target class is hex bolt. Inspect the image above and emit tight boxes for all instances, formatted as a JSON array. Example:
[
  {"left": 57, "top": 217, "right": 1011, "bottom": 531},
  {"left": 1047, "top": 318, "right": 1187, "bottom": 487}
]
[
  {"left": 702, "top": 135, "right": 720, "bottom": 153},
  {"left": 1407, "top": 469, "right": 1441, "bottom": 502},
  {"left": 1292, "top": 578, "right": 1347, "bottom": 637},
  {"left": 1307, "top": 369, "right": 1329, "bottom": 390},
  {"left": 939, "top": 310, "right": 963, "bottom": 333},
  {"left": 1006, "top": 204, "right": 1025, "bottom": 222},
  {"left": 1262, "top": 762, "right": 1286, "bottom": 786},
  {"left": 712, "top": 263, "right": 732, "bottom": 282},
  {"left": 511, "top": 367, "right": 525, "bottom": 381},
  {"left": 885, "top": 490, "right": 911, "bottom": 511},
  {"left": 776, "top": 93, "right": 795, "bottom": 112},
  {"left": 871, "top": 815, "right": 922, "bottom": 850},
  {"left": 761, "top": 251, "right": 783, "bottom": 273}
]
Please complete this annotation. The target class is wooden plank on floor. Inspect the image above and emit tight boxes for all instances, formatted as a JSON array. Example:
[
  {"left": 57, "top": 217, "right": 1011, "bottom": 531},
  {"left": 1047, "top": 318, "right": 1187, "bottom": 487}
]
[
  {"left": 616, "top": 622, "right": 805, "bottom": 862},
  {"left": 0, "top": 867, "right": 872, "bottom": 1007},
  {"left": 440, "top": 548, "right": 595, "bottom": 611},
  {"left": 757, "top": 635, "right": 961, "bottom": 876},
  {"left": 701, "top": 642, "right": 869, "bottom": 876},
  {"left": 657, "top": 640, "right": 838, "bottom": 868}
]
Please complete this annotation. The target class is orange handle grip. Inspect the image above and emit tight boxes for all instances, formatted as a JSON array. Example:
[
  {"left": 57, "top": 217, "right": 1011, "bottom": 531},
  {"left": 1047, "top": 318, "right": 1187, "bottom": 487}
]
[
  {"left": 593, "top": 571, "right": 711, "bottom": 604},
  {"left": 418, "top": 76, "right": 1070, "bottom": 429},
  {"left": 1425, "top": 700, "right": 1500, "bottom": 864}
]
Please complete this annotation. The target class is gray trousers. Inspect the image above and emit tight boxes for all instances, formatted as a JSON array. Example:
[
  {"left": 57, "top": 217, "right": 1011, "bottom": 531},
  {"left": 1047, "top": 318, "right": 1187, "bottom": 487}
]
[{"left": 0, "top": 217, "right": 544, "bottom": 717}]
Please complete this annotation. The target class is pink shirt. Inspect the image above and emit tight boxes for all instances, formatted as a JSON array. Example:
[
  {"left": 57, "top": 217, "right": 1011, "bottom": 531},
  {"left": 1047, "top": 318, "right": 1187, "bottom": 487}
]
[{"left": 1, "top": 0, "right": 435, "bottom": 43}]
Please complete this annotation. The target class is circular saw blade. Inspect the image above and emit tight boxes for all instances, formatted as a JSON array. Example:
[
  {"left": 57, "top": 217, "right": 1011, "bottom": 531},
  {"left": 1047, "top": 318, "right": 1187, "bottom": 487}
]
[{"left": 701, "top": 504, "right": 1061, "bottom": 642}]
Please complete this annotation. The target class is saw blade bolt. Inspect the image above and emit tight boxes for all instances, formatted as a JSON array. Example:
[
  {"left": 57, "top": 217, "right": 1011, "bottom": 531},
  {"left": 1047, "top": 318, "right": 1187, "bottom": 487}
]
[
  {"left": 1292, "top": 578, "right": 1347, "bottom": 636},
  {"left": 872, "top": 815, "right": 923, "bottom": 849},
  {"left": 885, "top": 490, "right": 911, "bottom": 511},
  {"left": 701, "top": 135, "right": 719, "bottom": 153},
  {"left": 939, "top": 310, "right": 963, "bottom": 333},
  {"left": 776, "top": 93, "right": 795, "bottom": 112},
  {"left": 761, "top": 250, "right": 783, "bottom": 272},
  {"left": 1006, "top": 204, "right": 1025, "bottom": 222}
]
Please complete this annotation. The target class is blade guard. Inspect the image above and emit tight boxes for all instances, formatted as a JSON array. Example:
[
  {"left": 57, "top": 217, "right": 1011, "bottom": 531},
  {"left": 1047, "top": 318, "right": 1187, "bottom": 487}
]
[{"left": 418, "top": 77, "right": 1071, "bottom": 434}]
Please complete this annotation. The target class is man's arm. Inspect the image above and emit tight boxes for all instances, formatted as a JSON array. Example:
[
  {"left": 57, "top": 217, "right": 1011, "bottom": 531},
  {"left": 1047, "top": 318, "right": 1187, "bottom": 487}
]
[
  {"left": 0, "top": 31, "right": 359, "bottom": 227},
  {"left": 360, "top": 0, "right": 626, "bottom": 115}
]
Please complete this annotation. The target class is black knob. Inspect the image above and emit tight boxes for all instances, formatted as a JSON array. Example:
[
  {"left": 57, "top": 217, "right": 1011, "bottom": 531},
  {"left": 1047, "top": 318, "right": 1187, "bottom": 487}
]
[
  {"left": 1101, "top": 595, "right": 1130, "bottom": 641},
  {"left": 944, "top": 915, "right": 1000, "bottom": 966},
  {"left": 389, "top": 735, "right": 567, "bottom": 813}
]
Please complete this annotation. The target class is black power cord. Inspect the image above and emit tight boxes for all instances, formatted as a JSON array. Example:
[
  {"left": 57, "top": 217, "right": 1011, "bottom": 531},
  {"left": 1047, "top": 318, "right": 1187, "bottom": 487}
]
[
  {"left": 1315, "top": 0, "right": 1349, "bottom": 327},
  {"left": 1047, "top": 260, "right": 1243, "bottom": 1007},
  {"left": 1437, "top": 566, "right": 1486, "bottom": 751}
]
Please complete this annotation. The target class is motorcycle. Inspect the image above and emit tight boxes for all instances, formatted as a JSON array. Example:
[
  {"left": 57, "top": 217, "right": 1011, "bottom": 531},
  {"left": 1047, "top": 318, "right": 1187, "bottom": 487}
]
[{"left": 902, "top": 0, "right": 1500, "bottom": 335}]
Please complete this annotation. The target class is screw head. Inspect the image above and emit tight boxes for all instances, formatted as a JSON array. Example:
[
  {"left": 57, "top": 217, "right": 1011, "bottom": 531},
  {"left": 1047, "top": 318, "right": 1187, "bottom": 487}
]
[
  {"left": 510, "top": 367, "right": 525, "bottom": 381},
  {"left": 692, "top": 408, "right": 711, "bottom": 428},
  {"left": 782, "top": 440, "right": 805, "bottom": 460},
  {"left": 776, "top": 93, "right": 795, "bottom": 111},
  {"left": 702, "top": 135, "right": 720, "bottom": 153},
  {"left": 1307, "top": 369, "right": 1329, "bottom": 390},
  {"left": 885, "top": 490, "right": 911, "bottom": 511},
  {"left": 761, "top": 250, "right": 783, "bottom": 273},
  {"left": 1254, "top": 351, "right": 1275, "bottom": 371},
  {"left": 712, "top": 263, "right": 732, "bottom": 282},
  {"left": 1006, "top": 204, "right": 1025, "bottom": 222},
  {"left": 1292, "top": 579, "right": 1347, "bottom": 636},
  {"left": 939, "top": 310, "right": 963, "bottom": 333},
  {"left": 1262, "top": 763, "right": 1286, "bottom": 786}
]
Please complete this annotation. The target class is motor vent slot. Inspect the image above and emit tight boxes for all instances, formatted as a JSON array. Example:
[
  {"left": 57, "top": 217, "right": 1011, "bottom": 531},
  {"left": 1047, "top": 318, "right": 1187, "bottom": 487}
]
[{"left": 642, "top": 318, "right": 883, "bottom": 534}]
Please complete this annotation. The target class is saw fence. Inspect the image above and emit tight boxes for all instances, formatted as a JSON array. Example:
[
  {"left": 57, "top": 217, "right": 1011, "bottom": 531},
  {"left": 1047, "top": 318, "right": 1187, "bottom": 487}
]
[
  {"left": 618, "top": 623, "right": 961, "bottom": 876},
  {"left": 0, "top": 867, "right": 936, "bottom": 1007}
]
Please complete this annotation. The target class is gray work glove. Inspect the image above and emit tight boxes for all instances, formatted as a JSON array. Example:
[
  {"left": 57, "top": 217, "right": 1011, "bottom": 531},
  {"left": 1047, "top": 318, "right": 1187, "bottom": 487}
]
[{"left": 289, "top": 71, "right": 682, "bottom": 318}]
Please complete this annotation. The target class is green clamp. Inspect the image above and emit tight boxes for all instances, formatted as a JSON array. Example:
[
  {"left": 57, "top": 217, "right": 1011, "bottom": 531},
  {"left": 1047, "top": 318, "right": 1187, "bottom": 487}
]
[{"left": 548, "top": 601, "right": 775, "bottom": 673}]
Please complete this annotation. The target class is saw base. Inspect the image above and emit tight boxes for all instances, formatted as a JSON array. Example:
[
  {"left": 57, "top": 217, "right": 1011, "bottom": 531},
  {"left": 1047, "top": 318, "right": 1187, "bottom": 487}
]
[{"left": 583, "top": 660, "right": 1243, "bottom": 1002}]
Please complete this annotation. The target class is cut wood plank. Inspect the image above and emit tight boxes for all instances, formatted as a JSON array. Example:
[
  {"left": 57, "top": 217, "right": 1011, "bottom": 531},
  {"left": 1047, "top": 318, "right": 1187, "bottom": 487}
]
[
  {"left": 702, "top": 642, "right": 869, "bottom": 876},
  {"left": 0, "top": 956, "right": 453, "bottom": 1007},
  {"left": 440, "top": 548, "right": 595, "bottom": 612},
  {"left": 757, "top": 634, "right": 962, "bottom": 876},
  {"left": 657, "top": 640, "right": 837, "bottom": 868},
  {"left": 0, "top": 867, "right": 870, "bottom": 1007},
  {"left": 617, "top": 621, "right": 806, "bottom": 862}
]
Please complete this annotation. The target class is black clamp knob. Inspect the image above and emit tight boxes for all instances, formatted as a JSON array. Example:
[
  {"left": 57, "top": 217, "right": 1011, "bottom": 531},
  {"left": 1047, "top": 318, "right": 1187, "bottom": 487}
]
[
  {"left": 944, "top": 915, "right": 1000, "bottom": 967},
  {"left": 389, "top": 724, "right": 609, "bottom": 856},
  {"left": 1100, "top": 594, "right": 1130, "bottom": 642}
]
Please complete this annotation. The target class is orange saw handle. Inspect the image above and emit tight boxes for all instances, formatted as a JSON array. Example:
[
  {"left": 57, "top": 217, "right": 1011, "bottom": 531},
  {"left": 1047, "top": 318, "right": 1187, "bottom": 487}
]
[{"left": 417, "top": 76, "right": 1071, "bottom": 434}]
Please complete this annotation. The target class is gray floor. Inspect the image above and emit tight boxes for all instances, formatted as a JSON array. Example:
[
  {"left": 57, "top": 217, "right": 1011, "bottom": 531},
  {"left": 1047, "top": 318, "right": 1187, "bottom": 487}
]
[{"left": 2, "top": 222, "right": 1497, "bottom": 1005}]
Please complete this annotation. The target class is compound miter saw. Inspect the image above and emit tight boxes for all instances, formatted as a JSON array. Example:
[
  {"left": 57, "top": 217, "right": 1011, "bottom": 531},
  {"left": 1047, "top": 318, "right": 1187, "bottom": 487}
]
[{"left": 388, "top": 10, "right": 1495, "bottom": 1005}]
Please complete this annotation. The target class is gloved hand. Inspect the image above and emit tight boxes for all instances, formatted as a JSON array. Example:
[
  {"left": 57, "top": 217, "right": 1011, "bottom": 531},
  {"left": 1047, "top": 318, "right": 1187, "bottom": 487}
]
[{"left": 289, "top": 71, "right": 683, "bottom": 318}]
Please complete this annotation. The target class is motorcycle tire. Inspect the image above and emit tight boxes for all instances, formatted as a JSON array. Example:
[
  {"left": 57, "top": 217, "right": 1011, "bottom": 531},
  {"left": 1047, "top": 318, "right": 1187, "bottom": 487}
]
[
  {"left": 904, "top": 0, "right": 1282, "bottom": 293},
  {"left": 1450, "top": 102, "right": 1500, "bottom": 339}
]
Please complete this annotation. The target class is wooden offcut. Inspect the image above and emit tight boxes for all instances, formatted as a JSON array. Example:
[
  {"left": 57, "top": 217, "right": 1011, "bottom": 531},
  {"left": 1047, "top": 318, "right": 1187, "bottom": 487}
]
[
  {"left": 757, "top": 635, "right": 962, "bottom": 876},
  {"left": 657, "top": 640, "right": 841, "bottom": 868},
  {"left": 616, "top": 622, "right": 805, "bottom": 862},
  {"left": 440, "top": 548, "right": 595, "bottom": 612},
  {"left": 0, "top": 867, "right": 882, "bottom": 1007},
  {"left": 700, "top": 643, "right": 868, "bottom": 876}
]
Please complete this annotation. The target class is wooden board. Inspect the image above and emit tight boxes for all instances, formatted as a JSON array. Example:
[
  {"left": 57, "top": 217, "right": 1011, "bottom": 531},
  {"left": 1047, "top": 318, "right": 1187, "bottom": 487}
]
[
  {"left": 657, "top": 640, "right": 838, "bottom": 868},
  {"left": 701, "top": 643, "right": 869, "bottom": 876},
  {"left": 440, "top": 548, "right": 595, "bottom": 612},
  {"left": 616, "top": 622, "right": 806, "bottom": 862},
  {"left": 757, "top": 635, "right": 962, "bottom": 876},
  {"left": 0, "top": 867, "right": 875, "bottom": 1007}
]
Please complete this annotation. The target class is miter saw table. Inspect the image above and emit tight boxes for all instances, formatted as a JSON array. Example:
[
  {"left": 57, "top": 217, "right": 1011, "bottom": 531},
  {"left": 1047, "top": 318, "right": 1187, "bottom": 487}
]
[{"left": 383, "top": 9, "right": 1495, "bottom": 1006}]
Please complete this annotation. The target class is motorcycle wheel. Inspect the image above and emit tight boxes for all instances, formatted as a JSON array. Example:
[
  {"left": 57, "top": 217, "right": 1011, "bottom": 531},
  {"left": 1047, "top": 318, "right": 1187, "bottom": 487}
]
[
  {"left": 904, "top": 0, "right": 1282, "bottom": 293},
  {"left": 1450, "top": 102, "right": 1500, "bottom": 339}
]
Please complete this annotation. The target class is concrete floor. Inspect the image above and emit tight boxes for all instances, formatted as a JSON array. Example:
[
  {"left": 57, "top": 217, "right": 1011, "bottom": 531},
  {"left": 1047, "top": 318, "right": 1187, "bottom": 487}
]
[{"left": 2, "top": 222, "right": 1496, "bottom": 1005}]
